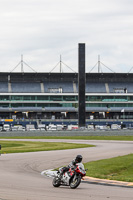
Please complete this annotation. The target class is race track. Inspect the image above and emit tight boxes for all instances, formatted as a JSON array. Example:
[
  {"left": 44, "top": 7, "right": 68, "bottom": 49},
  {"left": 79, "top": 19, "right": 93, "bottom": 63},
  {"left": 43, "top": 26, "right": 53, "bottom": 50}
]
[{"left": 0, "top": 139, "right": 133, "bottom": 200}]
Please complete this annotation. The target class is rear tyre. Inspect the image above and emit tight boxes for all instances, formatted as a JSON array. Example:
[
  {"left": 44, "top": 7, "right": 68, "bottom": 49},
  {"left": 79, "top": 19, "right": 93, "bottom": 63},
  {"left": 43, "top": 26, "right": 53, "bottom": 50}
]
[
  {"left": 70, "top": 175, "right": 81, "bottom": 189},
  {"left": 52, "top": 177, "right": 61, "bottom": 187}
]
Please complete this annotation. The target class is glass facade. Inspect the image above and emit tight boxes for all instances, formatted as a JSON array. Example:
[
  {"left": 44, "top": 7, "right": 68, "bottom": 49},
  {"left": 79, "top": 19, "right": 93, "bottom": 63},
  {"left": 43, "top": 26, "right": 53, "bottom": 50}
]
[
  {"left": 0, "top": 96, "right": 9, "bottom": 101},
  {"left": 86, "top": 96, "right": 128, "bottom": 101},
  {"left": 0, "top": 95, "right": 132, "bottom": 108},
  {"left": 4, "top": 95, "right": 78, "bottom": 102}
]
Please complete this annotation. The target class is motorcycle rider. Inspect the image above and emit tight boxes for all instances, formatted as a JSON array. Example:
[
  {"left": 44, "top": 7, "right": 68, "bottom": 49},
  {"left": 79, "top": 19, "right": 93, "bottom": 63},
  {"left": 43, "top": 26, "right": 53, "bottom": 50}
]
[{"left": 59, "top": 155, "right": 83, "bottom": 180}]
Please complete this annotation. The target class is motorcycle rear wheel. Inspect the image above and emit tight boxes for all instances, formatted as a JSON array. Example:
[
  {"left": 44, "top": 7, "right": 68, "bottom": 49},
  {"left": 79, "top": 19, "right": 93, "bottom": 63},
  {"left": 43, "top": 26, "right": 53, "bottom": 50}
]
[
  {"left": 70, "top": 176, "right": 81, "bottom": 189},
  {"left": 52, "top": 177, "right": 61, "bottom": 187}
]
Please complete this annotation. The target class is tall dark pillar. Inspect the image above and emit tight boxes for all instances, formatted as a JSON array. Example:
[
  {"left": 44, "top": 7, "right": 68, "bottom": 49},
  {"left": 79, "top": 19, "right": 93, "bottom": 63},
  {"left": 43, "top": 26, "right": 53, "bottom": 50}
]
[{"left": 78, "top": 43, "right": 86, "bottom": 127}]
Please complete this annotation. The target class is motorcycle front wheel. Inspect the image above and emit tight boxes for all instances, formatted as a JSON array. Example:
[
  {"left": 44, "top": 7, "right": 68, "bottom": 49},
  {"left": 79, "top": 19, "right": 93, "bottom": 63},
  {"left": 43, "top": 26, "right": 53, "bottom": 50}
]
[
  {"left": 52, "top": 177, "right": 61, "bottom": 187},
  {"left": 70, "top": 175, "right": 81, "bottom": 189}
]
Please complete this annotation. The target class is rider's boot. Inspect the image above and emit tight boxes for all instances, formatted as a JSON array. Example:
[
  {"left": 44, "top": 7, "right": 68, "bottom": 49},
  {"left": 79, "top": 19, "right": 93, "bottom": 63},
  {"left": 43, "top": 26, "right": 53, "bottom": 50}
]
[{"left": 58, "top": 171, "right": 63, "bottom": 181}]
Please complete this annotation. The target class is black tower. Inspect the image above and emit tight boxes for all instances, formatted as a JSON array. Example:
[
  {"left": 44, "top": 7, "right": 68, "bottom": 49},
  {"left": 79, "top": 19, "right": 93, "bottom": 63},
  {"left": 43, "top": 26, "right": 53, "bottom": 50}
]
[{"left": 78, "top": 43, "right": 86, "bottom": 127}]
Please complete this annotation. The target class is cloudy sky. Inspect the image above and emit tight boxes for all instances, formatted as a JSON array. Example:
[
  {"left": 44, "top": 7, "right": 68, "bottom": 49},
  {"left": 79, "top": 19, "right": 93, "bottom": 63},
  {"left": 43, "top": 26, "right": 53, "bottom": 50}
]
[{"left": 0, "top": 0, "right": 133, "bottom": 73}]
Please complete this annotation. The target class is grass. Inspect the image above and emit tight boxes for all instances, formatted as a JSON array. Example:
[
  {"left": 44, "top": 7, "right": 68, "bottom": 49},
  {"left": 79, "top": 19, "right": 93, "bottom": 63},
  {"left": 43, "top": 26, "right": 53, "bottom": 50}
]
[
  {"left": 84, "top": 154, "right": 133, "bottom": 182},
  {"left": 0, "top": 141, "right": 94, "bottom": 154},
  {"left": 0, "top": 135, "right": 133, "bottom": 141}
]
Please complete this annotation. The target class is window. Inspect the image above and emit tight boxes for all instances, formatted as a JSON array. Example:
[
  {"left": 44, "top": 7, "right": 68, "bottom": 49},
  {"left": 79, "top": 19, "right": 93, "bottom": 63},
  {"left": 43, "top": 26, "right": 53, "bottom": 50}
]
[
  {"left": 0, "top": 96, "right": 9, "bottom": 101},
  {"left": 37, "top": 96, "right": 49, "bottom": 101},
  {"left": 63, "top": 96, "right": 76, "bottom": 101},
  {"left": 50, "top": 96, "right": 62, "bottom": 101}
]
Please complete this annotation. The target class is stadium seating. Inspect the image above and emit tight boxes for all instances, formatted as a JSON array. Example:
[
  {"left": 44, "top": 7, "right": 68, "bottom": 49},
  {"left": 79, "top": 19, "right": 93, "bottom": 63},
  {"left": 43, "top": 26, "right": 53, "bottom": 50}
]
[
  {"left": 1, "top": 80, "right": 133, "bottom": 94},
  {"left": 43, "top": 81, "right": 74, "bottom": 93},
  {"left": 0, "top": 82, "right": 8, "bottom": 93},
  {"left": 11, "top": 82, "right": 41, "bottom": 93},
  {"left": 108, "top": 82, "right": 133, "bottom": 93},
  {"left": 85, "top": 82, "right": 106, "bottom": 93}
]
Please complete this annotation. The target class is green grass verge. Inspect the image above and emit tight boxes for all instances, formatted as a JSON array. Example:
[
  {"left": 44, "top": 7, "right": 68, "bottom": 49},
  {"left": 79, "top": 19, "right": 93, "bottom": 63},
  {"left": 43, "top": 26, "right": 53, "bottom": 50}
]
[
  {"left": 0, "top": 141, "right": 94, "bottom": 154},
  {"left": 0, "top": 135, "right": 133, "bottom": 140},
  {"left": 84, "top": 154, "right": 133, "bottom": 182}
]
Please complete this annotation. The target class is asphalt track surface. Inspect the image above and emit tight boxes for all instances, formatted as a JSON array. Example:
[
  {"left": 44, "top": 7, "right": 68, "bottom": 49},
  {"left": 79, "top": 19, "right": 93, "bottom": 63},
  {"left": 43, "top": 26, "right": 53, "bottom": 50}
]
[{"left": 0, "top": 139, "right": 133, "bottom": 200}]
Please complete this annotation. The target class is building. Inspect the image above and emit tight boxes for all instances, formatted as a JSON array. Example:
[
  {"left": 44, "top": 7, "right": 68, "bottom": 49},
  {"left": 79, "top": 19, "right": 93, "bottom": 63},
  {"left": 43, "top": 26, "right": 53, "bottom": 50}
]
[{"left": 0, "top": 72, "right": 133, "bottom": 127}]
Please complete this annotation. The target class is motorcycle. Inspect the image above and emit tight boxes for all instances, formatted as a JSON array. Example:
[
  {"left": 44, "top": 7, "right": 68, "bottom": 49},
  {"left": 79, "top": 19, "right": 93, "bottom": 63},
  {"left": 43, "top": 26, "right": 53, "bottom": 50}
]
[{"left": 52, "top": 163, "right": 87, "bottom": 189}]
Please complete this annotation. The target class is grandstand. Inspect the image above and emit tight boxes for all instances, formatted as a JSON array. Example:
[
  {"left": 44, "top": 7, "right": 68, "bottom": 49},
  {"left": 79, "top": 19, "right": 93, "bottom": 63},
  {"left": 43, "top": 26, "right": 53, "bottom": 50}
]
[{"left": 0, "top": 72, "right": 133, "bottom": 128}]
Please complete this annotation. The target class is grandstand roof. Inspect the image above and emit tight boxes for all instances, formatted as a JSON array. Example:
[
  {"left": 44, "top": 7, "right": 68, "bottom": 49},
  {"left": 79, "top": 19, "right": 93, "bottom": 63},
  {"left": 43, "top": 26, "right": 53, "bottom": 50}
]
[{"left": 0, "top": 72, "right": 133, "bottom": 82}]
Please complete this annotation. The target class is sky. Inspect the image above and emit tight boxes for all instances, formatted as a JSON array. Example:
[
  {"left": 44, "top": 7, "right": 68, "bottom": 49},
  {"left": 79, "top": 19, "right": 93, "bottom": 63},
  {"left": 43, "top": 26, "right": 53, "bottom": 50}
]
[{"left": 0, "top": 0, "right": 133, "bottom": 73}]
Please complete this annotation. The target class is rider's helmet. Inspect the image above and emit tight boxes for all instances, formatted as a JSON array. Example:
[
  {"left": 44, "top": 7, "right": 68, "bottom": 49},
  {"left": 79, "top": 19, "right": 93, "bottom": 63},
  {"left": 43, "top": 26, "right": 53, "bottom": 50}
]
[{"left": 75, "top": 155, "right": 83, "bottom": 163}]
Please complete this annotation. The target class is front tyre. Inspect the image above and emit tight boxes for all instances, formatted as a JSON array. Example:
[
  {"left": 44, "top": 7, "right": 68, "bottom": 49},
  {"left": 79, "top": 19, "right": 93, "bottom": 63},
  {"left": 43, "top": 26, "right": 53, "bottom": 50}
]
[
  {"left": 70, "top": 175, "right": 81, "bottom": 189},
  {"left": 52, "top": 177, "right": 61, "bottom": 187}
]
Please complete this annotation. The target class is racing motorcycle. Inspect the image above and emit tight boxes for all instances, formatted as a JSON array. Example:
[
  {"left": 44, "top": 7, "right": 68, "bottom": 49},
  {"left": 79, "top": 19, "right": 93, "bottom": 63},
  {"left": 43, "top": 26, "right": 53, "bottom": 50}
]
[{"left": 52, "top": 163, "right": 87, "bottom": 189}]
